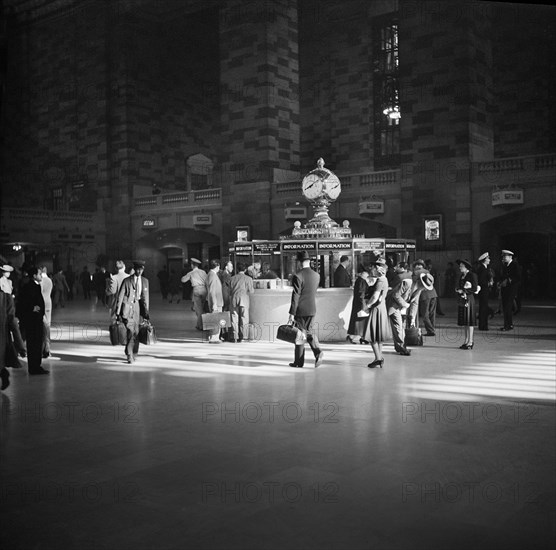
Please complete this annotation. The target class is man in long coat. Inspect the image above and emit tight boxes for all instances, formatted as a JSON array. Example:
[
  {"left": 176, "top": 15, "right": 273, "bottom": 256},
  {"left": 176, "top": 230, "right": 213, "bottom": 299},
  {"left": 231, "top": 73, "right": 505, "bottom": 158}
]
[{"left": 116, "top": 261, "right": 150, "bottom": 363}]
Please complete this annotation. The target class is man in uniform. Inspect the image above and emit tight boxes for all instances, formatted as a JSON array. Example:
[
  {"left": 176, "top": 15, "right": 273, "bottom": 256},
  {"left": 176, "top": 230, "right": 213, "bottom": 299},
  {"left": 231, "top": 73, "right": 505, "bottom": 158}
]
[
  {"left": 500, "top": 250, "right": 520, "bottom": 331},
  {"left": 476, "top": 252, "right": 493, "bottom": 331}
]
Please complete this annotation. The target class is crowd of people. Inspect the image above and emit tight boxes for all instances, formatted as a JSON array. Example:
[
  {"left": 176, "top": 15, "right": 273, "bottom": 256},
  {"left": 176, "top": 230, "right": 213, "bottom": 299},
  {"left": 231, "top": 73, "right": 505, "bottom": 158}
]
[
  {"left": 339, "top": 249, "right": 522, "bottom": 368},
  {"left": 0, "top": 247, "right": 526, "bottom": 386}
]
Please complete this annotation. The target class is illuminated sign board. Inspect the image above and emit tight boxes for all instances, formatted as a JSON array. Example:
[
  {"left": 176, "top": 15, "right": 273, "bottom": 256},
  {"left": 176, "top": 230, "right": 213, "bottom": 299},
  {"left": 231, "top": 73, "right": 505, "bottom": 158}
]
[
  {"left": 142, "top": 217, "right": 156, "bottom": 229},
  {"left": 492, "top": 190, "right": 524, "bottom": 206}
]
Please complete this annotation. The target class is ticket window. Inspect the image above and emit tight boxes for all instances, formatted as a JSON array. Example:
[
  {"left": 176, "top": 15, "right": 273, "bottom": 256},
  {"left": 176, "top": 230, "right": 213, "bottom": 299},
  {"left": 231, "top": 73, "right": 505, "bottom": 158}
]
[{"left": 281, "top": 253, "right": 322, "bottom": 286}]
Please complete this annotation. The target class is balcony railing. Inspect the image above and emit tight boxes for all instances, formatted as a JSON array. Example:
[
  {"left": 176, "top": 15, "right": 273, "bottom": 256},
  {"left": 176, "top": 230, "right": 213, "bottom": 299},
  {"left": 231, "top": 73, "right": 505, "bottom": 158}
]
[
  {"left": 477, "top": 153, "right": 556, "bottom": 174},
  {"left": 2, "top": 208, "right": 102, "bottom": 224},
  {"left": 134, "top": 188, "right": 221, "bottom": 208}
]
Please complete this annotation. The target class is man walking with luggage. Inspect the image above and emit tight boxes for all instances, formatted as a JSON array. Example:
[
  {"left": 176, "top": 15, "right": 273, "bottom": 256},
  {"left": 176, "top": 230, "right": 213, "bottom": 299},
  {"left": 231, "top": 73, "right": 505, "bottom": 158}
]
[
  {"left": 115, "top": 260, "right": 150, "bottom": 364},
  {"left": 288, "top": 251, "right": 324, "bottom": 368}
]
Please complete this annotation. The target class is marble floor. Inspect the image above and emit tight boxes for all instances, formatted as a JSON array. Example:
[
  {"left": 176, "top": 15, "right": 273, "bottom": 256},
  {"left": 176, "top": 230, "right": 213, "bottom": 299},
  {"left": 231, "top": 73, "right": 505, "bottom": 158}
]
[{"left": 1, "top": 295, "right": 555, "bottom": 550}]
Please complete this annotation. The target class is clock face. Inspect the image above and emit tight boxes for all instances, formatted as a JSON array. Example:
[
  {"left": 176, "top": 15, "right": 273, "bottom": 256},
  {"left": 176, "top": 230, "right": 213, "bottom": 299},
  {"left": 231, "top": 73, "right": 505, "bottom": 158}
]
[
  {"left": 323, "top": 174, "right": 341, "bottom": 200},
  {"left": 302, "top": 174, "right": 323, "bottom": 200}
]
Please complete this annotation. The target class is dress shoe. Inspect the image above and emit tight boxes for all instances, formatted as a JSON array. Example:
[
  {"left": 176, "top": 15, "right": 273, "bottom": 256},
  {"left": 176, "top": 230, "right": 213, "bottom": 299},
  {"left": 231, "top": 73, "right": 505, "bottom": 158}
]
[
  {"left": 126, "top": 355, "right": 135, "bottom": 364},
  {"left": 500, "top": 326, "right": 514, "bottom": 331},
  {"left": 29, "top": 367, "right": 50, "bottom": 375},
  {"left": 0, "top": 369, "right": 10, "bottom": 390},
  {"left": 367, "top": 358, "right": 384, "bottom": 369},
  {"left": 397, "top": 348, "right": 411, "bottom": 356},
  {"left": 425, "top": 332, "right": 436, "bottom": 337},
  {"left": 289, "top": 363, "right": 303, "bottom": 368},
  {"left": 314, "top": 352, "right": 324, "bottom": 368}
]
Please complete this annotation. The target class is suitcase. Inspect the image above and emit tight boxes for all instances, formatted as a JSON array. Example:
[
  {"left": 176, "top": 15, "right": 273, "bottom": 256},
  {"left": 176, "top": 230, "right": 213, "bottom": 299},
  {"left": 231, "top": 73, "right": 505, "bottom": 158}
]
[
  {"left": 404, "top": 326, "right": 423, "bottom": 347},
  {"left": 138, "top": 321, "right": 157, "bottom": 345},
  {"left": 109, "top": 321, "right": 127, "bottom": 346},
  {"left": 276, "top": 324, "right": 307, "bottom": 345},
  {"left": 202, "top": 312, "right": 231, "bottom": 331}
]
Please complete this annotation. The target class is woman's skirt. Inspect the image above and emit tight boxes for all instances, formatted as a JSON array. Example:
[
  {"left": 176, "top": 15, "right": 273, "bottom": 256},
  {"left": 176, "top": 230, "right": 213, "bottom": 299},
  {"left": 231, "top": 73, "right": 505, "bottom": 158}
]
[
  {"left": 457, "top": 295, "right": 476, "bottom": 326},
  {"left": 365, "top": 303, "right": 392, "bottom": 343}
]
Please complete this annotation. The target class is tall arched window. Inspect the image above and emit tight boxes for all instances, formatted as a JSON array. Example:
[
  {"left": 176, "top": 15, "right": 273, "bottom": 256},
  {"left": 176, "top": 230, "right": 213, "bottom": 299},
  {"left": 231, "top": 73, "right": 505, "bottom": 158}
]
[
  {"left": 373, "top": 13, "right": 400, "bottom": 169},
  {"left": 186, "top": 154, "right": 214, "bottom": 190}
]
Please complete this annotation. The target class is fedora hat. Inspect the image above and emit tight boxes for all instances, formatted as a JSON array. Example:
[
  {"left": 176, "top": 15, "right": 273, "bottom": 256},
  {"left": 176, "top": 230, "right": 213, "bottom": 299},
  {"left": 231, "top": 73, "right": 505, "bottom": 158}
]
[
  {"left": 419, "top": 271, "right": 434, "bottom": 291},
  {"left": 190, "top": 257, "right": 202, "bottom": 265},
  {"left": 132, "top": 260, "right": 145, "bottom": 269},
  {"left": 296, "top": 250, "right": 311, "bottom": 262},
  {"left": 456, "top": 259, "right": 472, "bottom": 270},
  {"left": 478, "top": 252, "right": 489, "bottom": 262}
]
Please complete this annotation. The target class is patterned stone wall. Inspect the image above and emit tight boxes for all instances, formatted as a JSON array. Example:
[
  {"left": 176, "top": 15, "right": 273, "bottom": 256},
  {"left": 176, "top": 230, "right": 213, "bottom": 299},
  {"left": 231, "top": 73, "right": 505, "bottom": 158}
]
[
  {"left": 491, "top": 3, "right": 556, "bottom": 157},
  {"left": 398, "top": 0, "right": 494, "bottom": 251},
  {"left": 219, "top": 0, "right": 299, "bottom": 241}
]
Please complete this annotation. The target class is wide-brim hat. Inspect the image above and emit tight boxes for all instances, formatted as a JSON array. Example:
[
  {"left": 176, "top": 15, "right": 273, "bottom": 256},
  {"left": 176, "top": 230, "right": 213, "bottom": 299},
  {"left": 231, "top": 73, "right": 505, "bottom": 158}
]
[
  {"left": 132, "top": 260, "right": 145, "bottom": 269},
  {"left": 190, "top": 257, "right": 202, "bottom": 265},
  {"left": 501, "top": 249, "right": 514, "bottom": 256},
  {"left": 1, "top": 264, "right": 14, "bottom": 272},
  {"left": 419, "top": 272, "right": 434, "bottom": 290},
  {"left": 456, "top": 259, "right": 472, "bottom": 270},
  {"left": 372, "top": 257, "right": 387, "bottom": 266},
  {"left": 478, "top": 252, "right": 489, "bottom": 262}
]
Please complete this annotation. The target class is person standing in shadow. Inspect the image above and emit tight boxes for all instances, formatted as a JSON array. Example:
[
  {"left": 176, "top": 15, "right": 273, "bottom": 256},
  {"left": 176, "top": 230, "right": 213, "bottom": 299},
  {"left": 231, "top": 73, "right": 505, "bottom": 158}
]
[{"left": 18, "top": 266, "right": 49, "bottom": 375}]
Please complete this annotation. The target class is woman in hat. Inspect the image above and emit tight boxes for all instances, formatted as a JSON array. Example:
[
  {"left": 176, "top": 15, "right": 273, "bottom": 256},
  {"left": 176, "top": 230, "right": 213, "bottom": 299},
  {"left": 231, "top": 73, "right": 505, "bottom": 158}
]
[
  {"left": 455, "top": 259, "right": 478, "bottom": 349},
  {"left": 346, "top": 264, "right": 371, "bottom": 344},
  {"left": 364, "top": 258, "right": 392, "bottom": 368}
]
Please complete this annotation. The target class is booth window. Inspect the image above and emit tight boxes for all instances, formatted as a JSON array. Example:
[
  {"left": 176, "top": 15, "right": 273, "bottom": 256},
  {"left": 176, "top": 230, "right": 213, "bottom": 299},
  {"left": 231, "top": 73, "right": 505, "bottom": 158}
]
[{"left": 372, "top": 13, "right": 400, "bottom": 170}]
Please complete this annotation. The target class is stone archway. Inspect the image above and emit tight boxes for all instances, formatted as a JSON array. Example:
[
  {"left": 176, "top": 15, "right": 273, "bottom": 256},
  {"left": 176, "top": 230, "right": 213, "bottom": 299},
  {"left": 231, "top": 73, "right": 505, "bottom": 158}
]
[{"left": 480, "top": 205, "right": 556, "bottom": 298}]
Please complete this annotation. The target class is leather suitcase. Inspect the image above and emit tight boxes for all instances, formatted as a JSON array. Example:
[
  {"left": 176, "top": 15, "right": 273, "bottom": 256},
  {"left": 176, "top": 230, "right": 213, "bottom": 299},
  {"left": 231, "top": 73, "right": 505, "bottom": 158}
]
[
  {"left": 109, "top": 321, "right": 127, "bottom": 346},
  {"left": 404, "top": 326, "right": 423, "bottom": 347},
  {"left": 202, "top": 312, "right": 231, "bottom": 331},
  {"left": 276, "top": 324, "right": 306, "bottom": 345},
  {"left": 138, "top": 321, "right": 157, "bottom": 345}
]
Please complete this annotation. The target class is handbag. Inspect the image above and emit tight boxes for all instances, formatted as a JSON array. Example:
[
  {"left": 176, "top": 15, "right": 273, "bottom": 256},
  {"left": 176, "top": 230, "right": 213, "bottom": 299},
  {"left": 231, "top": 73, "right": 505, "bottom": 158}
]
[
  {"left": 404, "top": 326, "right": 423, "bottom": 347},
  {"left": 276, "top": 324, "right": 307, "bottom": 345},
  {"left": 109, "top": 321, "right": 127, "bottom": 346},
  {"left": 202, "top": 312, "right": 231, "bottom": 331},
  {"left": 138, "top": 320, "right": 157, "bottom": 345}
]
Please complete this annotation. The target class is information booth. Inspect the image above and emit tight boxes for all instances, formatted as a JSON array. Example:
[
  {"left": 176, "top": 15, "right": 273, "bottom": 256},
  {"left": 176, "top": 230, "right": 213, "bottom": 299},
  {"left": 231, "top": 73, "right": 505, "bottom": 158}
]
[
  {"left": 228, "top": 238, "right": 417, "bottom": 289},
  {"left": 227, "top": 237, "right": 416, "bottom": 343},
  {"left": 226, "top": 158, "right": 418, "bottom": 342}
]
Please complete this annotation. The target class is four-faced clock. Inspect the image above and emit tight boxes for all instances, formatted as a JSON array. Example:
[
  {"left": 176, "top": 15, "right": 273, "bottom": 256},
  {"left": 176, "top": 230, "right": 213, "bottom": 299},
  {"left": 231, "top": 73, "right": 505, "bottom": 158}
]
[
  {"left": 323, "top": 174, "right": 341, "bottom": 200},
  {"left": 301, "top": 174, "right": 323, "bottom": 200}
]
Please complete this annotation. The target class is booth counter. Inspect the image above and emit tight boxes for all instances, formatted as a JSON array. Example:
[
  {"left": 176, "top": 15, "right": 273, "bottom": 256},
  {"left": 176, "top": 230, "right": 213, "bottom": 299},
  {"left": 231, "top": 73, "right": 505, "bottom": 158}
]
[{"left": 248, "top": 287, "right": 353, "bottom": 342}]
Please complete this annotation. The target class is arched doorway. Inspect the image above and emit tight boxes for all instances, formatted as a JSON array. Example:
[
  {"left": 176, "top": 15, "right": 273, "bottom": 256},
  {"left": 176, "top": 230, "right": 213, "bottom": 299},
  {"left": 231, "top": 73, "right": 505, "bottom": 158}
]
[
  {"left": 480, "top": 205, "right": 556, "bottom": 298},
  {"left": 136, "top": 227, "right": 220, "bottom": 276}
]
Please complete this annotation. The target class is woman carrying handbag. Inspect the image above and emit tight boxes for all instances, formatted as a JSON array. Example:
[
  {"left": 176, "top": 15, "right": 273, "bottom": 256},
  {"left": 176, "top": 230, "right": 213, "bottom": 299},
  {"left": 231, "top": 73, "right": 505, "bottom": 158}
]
[
  {"left": 455, "top": 259, "right": 478, "bottom": 349},
  {"left": 346, "top": 265, "right": 371, "bottom": 344}
]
